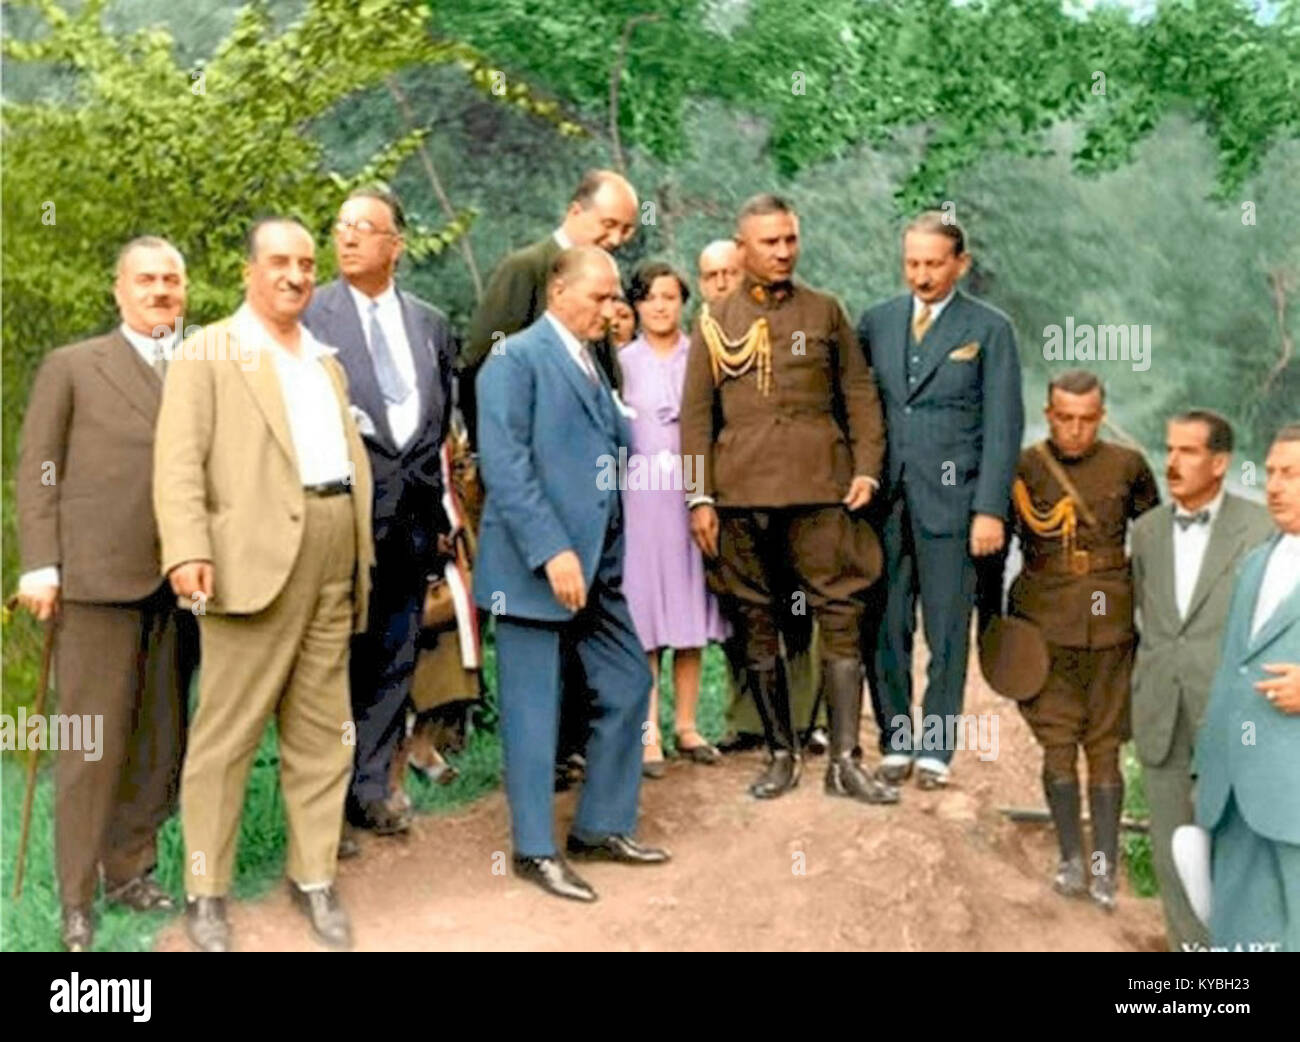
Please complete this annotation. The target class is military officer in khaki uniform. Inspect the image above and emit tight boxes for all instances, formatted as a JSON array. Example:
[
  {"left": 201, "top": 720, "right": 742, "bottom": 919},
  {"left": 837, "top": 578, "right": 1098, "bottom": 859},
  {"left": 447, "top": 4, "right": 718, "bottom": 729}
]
[
  {"left": 1009, "top": 369, "right": 1160, "bottom": 910},
  {"left": 680, "top": 193, "right": 897, "bottom": 804}
]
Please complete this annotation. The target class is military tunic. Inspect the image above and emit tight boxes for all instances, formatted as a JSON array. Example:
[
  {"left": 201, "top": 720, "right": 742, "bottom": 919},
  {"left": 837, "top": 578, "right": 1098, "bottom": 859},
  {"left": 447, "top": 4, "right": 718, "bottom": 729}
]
[
  {"left": 1009, "top": 438, "right": 1160, "bottom": 782},
  {"left": 679, "top": 275, "right": 886, "bottom": 663}
]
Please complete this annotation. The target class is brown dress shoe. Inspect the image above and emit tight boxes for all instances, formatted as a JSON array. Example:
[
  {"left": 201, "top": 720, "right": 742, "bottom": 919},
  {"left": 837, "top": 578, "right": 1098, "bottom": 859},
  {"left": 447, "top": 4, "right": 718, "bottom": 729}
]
[
  {"left": 105, "top": 874, "right": 176, "bottom": 912},
  {"left": 185, "top": 896, "right": 231, "bottom": 952},
  {"left": 62, "top": 906, "right": 94, "bottom": 952},
  {"left": 288, "top": 882, "right": 353, "bottom": 949}
]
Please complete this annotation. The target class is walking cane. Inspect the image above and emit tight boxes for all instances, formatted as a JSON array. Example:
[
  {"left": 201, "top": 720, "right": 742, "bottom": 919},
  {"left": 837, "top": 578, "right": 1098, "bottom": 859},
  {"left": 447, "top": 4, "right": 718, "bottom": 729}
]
[{"left": 6, "top": 595, "right": 57, "bottom": 899}]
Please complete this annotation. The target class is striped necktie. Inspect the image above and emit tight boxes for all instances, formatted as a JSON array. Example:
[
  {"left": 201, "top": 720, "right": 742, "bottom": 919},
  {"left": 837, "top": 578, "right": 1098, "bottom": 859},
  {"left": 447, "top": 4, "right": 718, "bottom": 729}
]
[{"left": 912, "top": 303, "right": 934, "bottom": 343}]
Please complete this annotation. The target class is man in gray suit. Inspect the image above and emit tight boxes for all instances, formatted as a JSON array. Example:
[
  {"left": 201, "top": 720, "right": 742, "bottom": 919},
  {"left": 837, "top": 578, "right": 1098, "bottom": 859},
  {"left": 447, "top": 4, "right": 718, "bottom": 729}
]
[
  {"left": 1193, "top": 422, "right": 1300, "bottom": 951},
  {"left": 857, "top": 212, "right": 1024, "bottom": 788},
  {"left": 1131, "top": 409, "right": 1272, "bottom": 950}
]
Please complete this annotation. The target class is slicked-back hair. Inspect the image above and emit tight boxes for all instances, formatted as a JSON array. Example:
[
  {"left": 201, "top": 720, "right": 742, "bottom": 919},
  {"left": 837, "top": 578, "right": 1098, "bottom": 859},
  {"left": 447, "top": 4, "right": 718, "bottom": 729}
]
[
  {"left": 1047, "top": 369, "right": 1105, "bottom": 405},
  {"left": 547, "top": 245, "right": 616, "bottom": 290},
  {"left": 245, "top": 216, "right": 309, "bottom": 261},
  {"left": 346, "top": 183, "right": 406, "bottom": 232},
  {"left": 904, "top": 210, "right": 966, "bottom": 257},
  {"left": 1274, "top": 422, "right": 1300, "bottom": 444},
  {"left": 628, "top": 260, "right": 691, "bottom": 307},
  {"left": 737, "top": 193, "right": 796, "bottom": 228},
  {"left": 116, "top": 235, "right": 183, "bottom": 278},
  {"left": 1171, "top": 408, "right": 1234, "bottom": 454}
]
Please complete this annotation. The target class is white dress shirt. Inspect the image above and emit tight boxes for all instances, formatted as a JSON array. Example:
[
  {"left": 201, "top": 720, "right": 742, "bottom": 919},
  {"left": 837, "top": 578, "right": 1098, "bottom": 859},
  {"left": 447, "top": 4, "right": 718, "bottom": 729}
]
[
  {"left": 911, "top": 288, "right": 956, "bottom": 327},
  {"left": 347, "top": 282, "right": 421, "bottom": 449},
  {"left": 18, "top": 323, "right": 181, "bottom": 593},
  {"left": 235, "top": 306, "right": 352, "bottom": 487},
  {"left": 1251, "top": 532, "right": 1300, "bottom": 639},
  {"left": 545, "top": 311, "right": 602, "bottom": 384},
  {"left": 552, "top": 227, "right": 573, "bottom": 249},
  {"left": 1173, "top": 486, "right": 1225, "bottom": 620}
]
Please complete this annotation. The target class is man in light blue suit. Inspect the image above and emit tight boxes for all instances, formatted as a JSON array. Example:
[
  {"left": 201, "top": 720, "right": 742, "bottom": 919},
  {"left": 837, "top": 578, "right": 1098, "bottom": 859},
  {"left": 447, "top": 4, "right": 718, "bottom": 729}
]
[
  {"left": 474, "top": 246, "right": 669, "bottom": 902},
  {"left": 1194, "top": 423, "right": 1300, "bottom": 951}
]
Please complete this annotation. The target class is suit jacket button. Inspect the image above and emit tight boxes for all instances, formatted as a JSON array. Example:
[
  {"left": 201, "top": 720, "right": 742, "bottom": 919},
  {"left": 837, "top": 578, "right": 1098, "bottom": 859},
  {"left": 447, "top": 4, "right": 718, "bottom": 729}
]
[
  {"left": 904, "top": 406, "right": 913, "bottom": 415},
  {"left": 290, "top": 511, "right": 301, "bottom": 522},
  {"left": 1239, "top": 666, "right": 1248, "bottom": 675}
]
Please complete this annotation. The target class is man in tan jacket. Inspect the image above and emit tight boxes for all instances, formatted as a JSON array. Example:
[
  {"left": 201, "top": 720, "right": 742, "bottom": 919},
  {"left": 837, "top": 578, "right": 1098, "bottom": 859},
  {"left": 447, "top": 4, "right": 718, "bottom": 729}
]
[
  {"left": 16, "top": 236, "right": 198, "bottom": 952},
  {"left": 154, "top": 217, "right": 374, "bottom": 952}
]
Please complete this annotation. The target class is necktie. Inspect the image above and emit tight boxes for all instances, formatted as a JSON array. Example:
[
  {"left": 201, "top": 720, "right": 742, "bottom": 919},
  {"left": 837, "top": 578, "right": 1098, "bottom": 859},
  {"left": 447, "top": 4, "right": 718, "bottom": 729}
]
[
  {"left": 912, "top": 303, "right": 933, "bottom": 343},
  {"left": 368, "top": 300, "right": 411, "bottom": 404},
  {"left": 152, "top": 347, "right": 168, "bottom": 380},
  {"left": 1174, "top": 510, "right": 1211, "bottom": 531},
  {"left": 578, "top": 343, "right": 599, "bottom": 384}
]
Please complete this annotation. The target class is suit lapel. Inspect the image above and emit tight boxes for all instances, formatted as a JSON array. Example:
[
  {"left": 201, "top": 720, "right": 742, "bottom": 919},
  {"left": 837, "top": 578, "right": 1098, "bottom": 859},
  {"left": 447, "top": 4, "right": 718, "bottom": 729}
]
[
  {"left": 324, "top": 282, "right": 398, "bottom": 455},
  {"left": 399, "top": 289, "right": 436, "bottom": 446},
  {"left": 1149, "top": 505, "right": 1180, "bottom": 630},
  {"left": 93, "top": 330, "right": 161, "bottom": 425},
  {"left": 1244, "top": 537, "right": 1300, "bottom": 659},
  {"left": 907, "top": 292, "right": 975, "bottom": 401},
  {"left": 542, "top": 322, "right": 607, "bottom": 432},
  {"left": 235, "top": 334, "right": 299, "bottom": 471},
  {"left": 1181, "top": 497, "right": 1248, "bottom": 629}
]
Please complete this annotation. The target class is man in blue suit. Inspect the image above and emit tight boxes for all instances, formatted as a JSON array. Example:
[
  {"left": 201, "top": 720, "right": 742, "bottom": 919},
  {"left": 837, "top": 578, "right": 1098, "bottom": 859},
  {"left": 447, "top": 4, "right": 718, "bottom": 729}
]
[
  {"left": 474, "top": 245, "right": 669, "bottom": 902},
  {"left": 858, "top": 212, "right": 1024, "bottom": 789},
  {"left": 302, "top": 185, "right": 456, "bottom": 837},
  {"left": 1194, "top": 423, "right": 1300, "bottom": 951}
]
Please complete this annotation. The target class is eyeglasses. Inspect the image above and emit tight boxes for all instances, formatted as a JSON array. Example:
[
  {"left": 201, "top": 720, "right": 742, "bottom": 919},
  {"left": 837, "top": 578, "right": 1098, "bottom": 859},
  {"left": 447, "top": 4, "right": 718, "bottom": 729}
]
[{"left": 334, "top": 218, "right": 397, "bottom": 238}]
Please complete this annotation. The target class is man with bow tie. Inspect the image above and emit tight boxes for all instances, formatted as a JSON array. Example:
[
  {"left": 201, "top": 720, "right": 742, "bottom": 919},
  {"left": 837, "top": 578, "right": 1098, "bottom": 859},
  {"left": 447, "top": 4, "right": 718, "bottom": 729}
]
[
  {"left": 303, "top": 186, "right": 456, "bottom": 838},
  {"left": 857, "top": 211, "right": 1025, "bottom": 791},
  {"left": 1008, "top": 370, "right": 1160, "bottom": 909},
  {"left": 1193, "top": 422, "right": 1300, "bottom": 952},
  {"left": 1130, "top": 409, "right": 1272, "bottom": 950}
]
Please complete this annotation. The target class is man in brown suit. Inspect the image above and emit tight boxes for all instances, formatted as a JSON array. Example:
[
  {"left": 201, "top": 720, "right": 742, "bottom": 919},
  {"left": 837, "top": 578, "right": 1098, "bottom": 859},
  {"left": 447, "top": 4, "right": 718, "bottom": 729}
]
[
  {"left": 15, "top": 236, "right": 199, "bottom": 952},
  {"left": 154, "top": 218, "right": 374, "bottom": 951},
  {"left": 680, "top": 193, "right": 897, "bottom": 804},
  {"left": 1009, "top": 369, "right": 1160, "bottom": 909}
]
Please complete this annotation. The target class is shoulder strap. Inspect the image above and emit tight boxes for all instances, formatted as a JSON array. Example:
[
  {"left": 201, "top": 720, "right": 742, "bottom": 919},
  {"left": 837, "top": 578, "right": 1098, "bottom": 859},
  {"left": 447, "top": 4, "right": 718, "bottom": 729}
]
[{"left": 1034, "top": 440, "right": 1098, "bottom": 528}]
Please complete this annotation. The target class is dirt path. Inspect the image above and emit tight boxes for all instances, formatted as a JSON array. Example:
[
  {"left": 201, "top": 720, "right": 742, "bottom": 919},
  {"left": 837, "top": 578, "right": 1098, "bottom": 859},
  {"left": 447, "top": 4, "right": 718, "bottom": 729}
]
[{"left": 156, "top": 658, "right": 1167, "bottom": 952}]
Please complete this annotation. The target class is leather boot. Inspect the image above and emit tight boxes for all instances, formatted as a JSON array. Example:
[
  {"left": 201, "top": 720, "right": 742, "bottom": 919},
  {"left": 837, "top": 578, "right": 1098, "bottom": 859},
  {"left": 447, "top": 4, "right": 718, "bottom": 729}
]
[
  {"left": 747, "top": 666, "right": 801, "bottom": 798},
  {"left": 1044, "top": 776, "right": 1086, "bottom": 897},
  {"left": 823, "top": 657, "right": 899, "bottom": 804},
  {"left": 1088, "top": 782, "right": 1123, "bottom": 911}
]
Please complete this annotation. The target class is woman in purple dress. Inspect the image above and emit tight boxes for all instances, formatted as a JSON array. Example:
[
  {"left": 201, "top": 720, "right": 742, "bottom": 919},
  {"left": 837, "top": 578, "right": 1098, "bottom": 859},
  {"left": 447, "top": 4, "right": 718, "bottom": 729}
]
[{"left": 621, "top": 261, "right": 727, "bottom": 777}]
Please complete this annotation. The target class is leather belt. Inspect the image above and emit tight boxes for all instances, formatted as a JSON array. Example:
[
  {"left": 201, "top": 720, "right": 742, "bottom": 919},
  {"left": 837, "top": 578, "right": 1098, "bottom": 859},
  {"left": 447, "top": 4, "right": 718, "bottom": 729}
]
[
  {"left": 303, "top": 479, "right": 352, "bottom": 497},
  {"left": 1027, "top": 546, "right": 1128, "bottom": 576}
]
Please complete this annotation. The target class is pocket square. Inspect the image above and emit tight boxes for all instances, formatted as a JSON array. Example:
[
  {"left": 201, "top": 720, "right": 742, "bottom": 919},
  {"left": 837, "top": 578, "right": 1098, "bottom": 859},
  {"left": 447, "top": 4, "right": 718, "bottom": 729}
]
[
  {"left": 948, "top": 341, "right": 981, "bottom": 361},
  {"left": 349, "top": 404, "right": 378, "bottom": 437}
]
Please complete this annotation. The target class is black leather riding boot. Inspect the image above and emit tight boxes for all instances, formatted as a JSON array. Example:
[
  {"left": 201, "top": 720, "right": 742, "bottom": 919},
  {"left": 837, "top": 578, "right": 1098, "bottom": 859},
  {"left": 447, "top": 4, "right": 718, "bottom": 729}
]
[
  {"left": 1044, "top": 775, "right": 1085, "bottom": 897},
  {"left": 823, "top": 657, "right": 899, "bottom": 804},
  {"left": 747, "top": 666, "right": 800, "bottom": 798},
  {"left": 1088, "top": 782, "right": 1123, "bottom": 911}
]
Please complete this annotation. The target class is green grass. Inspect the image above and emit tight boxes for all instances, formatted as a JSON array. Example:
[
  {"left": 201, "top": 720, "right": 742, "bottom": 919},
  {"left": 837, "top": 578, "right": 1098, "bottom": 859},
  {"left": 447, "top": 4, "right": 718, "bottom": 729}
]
[{"left": 1122, "top": 744, "right": 1158, "bottom": 898}]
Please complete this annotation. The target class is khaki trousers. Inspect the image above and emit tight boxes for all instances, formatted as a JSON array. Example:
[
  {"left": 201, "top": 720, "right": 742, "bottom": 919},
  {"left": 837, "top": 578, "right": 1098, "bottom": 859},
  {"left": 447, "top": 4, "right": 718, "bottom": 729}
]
[{"left": 181, "top": 495, "right": 356, "bottom": 896}]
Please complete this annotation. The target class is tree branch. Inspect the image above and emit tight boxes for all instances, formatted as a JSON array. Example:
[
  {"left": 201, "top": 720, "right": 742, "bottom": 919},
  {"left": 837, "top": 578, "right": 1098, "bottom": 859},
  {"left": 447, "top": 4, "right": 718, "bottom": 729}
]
[
  {"left": 609, "top": 13, "right": 660, "bottom": 173},
  {"left": 1263, "top": 266, "right": 1295, "bottom": 395}
]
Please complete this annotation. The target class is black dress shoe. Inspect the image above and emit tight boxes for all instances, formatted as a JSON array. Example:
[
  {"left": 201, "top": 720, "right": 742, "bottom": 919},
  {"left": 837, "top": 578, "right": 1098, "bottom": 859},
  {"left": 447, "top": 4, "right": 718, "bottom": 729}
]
[
  {"left": 512, "top": 855, "right": 597, "bottom": 902},
  {"left": 750, "top": 750, "right": 802, "bottom": 799},
  {"left": 350, "top": 798, "right": 410, "bottom": 835},
  {"left": 185, "top": 896, "right": 230, "bottom": 952},
  {"left": 105, "top": 874, "right": 176, "bottom": 912},
  {"left": 825, "top": 757, "right": 901, "bottom": 804},
  {"left": 61, "top": 905, "right": 94, "bottom": 952},
  {"left": 566, "top": 833, "right": 671, "bottom": 864},
  {"left": 288, "top": 882, "right": 353, "bottom": 949}
]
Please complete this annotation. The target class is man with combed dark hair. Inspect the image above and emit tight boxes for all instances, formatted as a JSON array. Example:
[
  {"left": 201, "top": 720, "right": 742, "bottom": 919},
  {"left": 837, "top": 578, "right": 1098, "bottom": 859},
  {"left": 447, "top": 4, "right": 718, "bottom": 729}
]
[
  {"left": 1008, "top": 370, "right": 1159, "bottom": 910},
  {"left": 1131, "top": 407, "right": 1271, "bottom": 949},
  {"left": 1194, "top": 422, "right": 1300, "bottom": 951},
  {"left": 680, "top": 193, "right": 896, "bottom": 805},
  {"left": 16, "top": 235, "right": 198, "bottom": 952},
  {"left": 474, "top": 246, "right": 669, "bottom": 902},
  {"left": 857, "top": 210, "right": 1025, "bottom": 791}
]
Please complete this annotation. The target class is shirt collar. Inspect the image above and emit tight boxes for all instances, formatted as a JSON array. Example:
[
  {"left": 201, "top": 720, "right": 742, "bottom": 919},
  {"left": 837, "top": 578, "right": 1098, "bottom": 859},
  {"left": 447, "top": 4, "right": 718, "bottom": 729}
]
[
  {"left": 1173, "top": 484, "right": 1226, "bottom": 523},
  {"left": 740, "top": 273, "right": 795, "bottom": 308},
  {"left": 553, "top": 227, "right": 573, "bottom": 250},
  {"left": 912, "top": 289, "right": 956, "bottom": 320},
  {"left": 120, "top": 322, "right": 176, "bottom": 357},
  {"left": 544, "top": 311, "right": 586, "bottom": 357},
  {"left": 347, "top": 280, "right": 398, "bottom": 317},
  {"left": 234, "top": 303, "right": 334, "bottom": 361}
]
